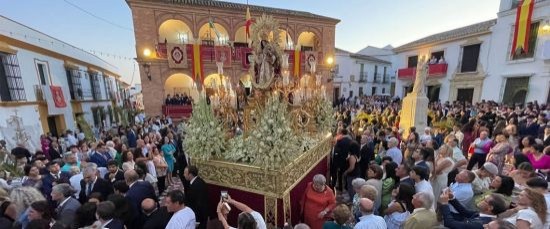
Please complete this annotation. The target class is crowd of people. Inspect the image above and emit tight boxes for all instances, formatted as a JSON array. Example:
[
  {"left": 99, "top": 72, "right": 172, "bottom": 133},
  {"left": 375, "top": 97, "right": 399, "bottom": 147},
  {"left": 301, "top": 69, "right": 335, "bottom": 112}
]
[
  {"left": 1, "top": 92, "right": 550, "bottom": 229},
  {"left": 165, "top": 94, "right": 193, "bottom": 106},
  {"left": 300, "top": 98, "right": 549, "bottom": 228}
]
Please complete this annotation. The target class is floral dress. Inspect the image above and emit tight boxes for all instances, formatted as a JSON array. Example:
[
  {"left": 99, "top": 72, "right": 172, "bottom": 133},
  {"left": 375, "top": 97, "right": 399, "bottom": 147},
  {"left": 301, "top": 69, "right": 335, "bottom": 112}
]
[{"left": 488, "top": 142, "right": 511, "bottom": 175}]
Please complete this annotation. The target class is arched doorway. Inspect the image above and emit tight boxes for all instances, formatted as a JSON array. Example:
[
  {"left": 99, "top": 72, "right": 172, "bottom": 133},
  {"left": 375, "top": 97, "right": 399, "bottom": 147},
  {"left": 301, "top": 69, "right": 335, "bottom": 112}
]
[
  {"left": 297, "top": 31, "right": 317, "bottom": 51},
  {"left": 234, "top": 26, "right": 250, "bottom": 47},
  {"left": 158, "top": 19, "right": 194, "bottom": 44},
  {"left": 198, "top": 23, "right": 229, "bottom": 46},
  {"left": 269, "top": 29, "right": 294, "bottom": 49},
  {"left": 203, "top": 73, "right": 232, "bottom": 97},
  {"left": 164, "top": 73, "right": 198, "bottom": 101}
]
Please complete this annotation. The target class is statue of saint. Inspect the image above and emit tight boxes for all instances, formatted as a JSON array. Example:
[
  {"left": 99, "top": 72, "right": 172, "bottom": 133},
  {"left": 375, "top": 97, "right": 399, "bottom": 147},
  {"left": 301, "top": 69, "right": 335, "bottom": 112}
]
[
  {"left": 255, "top": 40, "right": 276, "bottom": 85},
  {"left": 412, "top": 57, "right": 429, "bottom": 95}
]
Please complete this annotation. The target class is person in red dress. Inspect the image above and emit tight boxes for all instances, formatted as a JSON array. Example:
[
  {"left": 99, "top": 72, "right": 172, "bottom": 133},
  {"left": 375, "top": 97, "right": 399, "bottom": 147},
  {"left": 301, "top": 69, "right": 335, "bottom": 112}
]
[{"left": 300, "top": 174, "right": 336, "bottom": 229}]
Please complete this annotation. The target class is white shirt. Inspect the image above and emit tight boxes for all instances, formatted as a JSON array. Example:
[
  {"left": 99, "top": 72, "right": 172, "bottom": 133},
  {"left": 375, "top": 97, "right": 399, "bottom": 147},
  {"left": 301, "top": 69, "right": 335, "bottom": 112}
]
[
  {"left": 354, "top": 214, "right": 387, "bottom": 229},
  {"left": 166, "top": 207, "right": 196, "bottom": 229},
  {"left": 70, "top": 173, "right": 83, "bottom": 197},
  {"left": 415, "top": 180, "right": 435, "bottom": 210},
  {"left": 449, "top": 182, "right": 474, "bottom": 213},
  {"left": 67, "top": 134, "right": 78, "bottom": 147},
  {"left": 190, "top": 176, "right": 197, "bottom": 185},
  {"left": 505, "top": 207, "right": 544, "bottom": 229}
]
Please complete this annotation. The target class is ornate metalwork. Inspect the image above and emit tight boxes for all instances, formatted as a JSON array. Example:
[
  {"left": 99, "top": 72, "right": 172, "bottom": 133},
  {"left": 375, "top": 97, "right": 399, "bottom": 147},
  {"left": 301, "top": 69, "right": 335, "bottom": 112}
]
[{"left": 264, "top": 196, "right": 277, "bottom": 229}]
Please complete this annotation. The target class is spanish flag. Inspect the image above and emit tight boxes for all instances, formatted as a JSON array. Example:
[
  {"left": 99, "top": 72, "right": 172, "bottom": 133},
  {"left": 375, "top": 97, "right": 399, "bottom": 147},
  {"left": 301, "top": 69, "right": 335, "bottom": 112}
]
[
  {"left": 245, "top": 7, "right": 253, "bottom": 39},
  {"left": 192, "top": 42, "right": 204, "bottom": 84},
  {"left": 511, "top": 0, "right": 535, "bottom": 56}
]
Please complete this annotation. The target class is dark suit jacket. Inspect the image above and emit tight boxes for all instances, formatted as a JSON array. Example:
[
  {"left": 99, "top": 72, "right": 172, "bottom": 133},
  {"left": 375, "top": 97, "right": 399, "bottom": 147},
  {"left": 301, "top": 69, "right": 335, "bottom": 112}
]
[
  {"left": 399, "top": 177, "right": 415, "bottom": 187},
  {"left": 56, "top": 197, "right": 81, "bottom": 227},
  {"left": 104, "top": 218, "right": 125, "bottom": 229},
  {"left": 48, "top": 147, "right": 62, "bottom": 160},
  {"left": 359, "top": 142, "right": 374, "bottom": 178},
  {"left": 544, "top": 135, "right": 550, "bottom": 148},
  {"left": 333, "top": 136, "right": 352, "bottom": 168},
  {"left": 415, "top": 161, "right": 430, "bottom": 174},
  {"left": 41, "top": 172, "right": 71, "bottom": 202},
  {"left": 79, "top": 177, "right": 113, "bottom": 203},
  {"left": 127, "top": 131, "right": 137, "bottom": 148},
  {"left": 187, "top": 177, "right": 209, "bottom": 228},
  {"left": 89, "top": 151, "right": 110, "bottom": 167},
  {"left": 104, "top": 170, "right": 125, "bottom": 184},
  {"left": 441, "top": 199, "right": 493, "bottom": 229},
  {"left": 126, "top": 181, "right": 157, "bottom": 218},
  {"left": 142, "top": 207, "right": 172, "bottom": 229}
]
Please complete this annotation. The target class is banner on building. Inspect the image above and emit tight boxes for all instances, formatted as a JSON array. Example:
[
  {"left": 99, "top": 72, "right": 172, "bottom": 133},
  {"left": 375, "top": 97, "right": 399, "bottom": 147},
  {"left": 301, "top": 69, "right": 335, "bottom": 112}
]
[
  {"left": 42, "top": 85, "right": 66, "bottom": 115},
  {"left": 192, "top": 42, "right": 204, "bottom": 83},
  {"left": 215, "top": 46, "right": 232, "bottom": 66},
  {"left": 511, "top": 0, "right": 535, "bottom": 56},
  {"left": 167, "top": 43, "right": 188, "bottom": 68}
]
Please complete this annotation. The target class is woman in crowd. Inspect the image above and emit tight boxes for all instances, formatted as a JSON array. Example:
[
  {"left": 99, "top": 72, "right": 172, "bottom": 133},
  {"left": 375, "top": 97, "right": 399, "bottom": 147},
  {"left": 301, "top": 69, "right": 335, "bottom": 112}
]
[
  {"left": 504, "top": 188, "right": 547, "bottom": 229},
  {"left": 24, "top": 200, "right": 54, "bottom": 228},
  {"left": 461, "top": 119, "right": 477, "bottom": 156},
  {"left": 21, "top": 165, "right": 42, "bottom": 189},
  {"left": 9, "top": 187, "right": 45, "bottom": 223},
  {"left": 431, "top": 144, "right": 454, "bottom": 198},
  {"left": 515, "top": 136, "right": 536, "bottom": 168},
  {"left": 343, "top": 142, "right": 361, "bottom": 200},
  {"left": 322, "top": 204, "right": 352, "bottom": 229},
  {"left": 381, "top": 162, "right": 398, "bottom": 213},
  {"left": 487, "top": 133, "right": 512, "bottom": 175},
  {"left": 366, "top": 164, "right": 383, "bottom": 214},
  {"left": 152, "top": 146, "right": 168, "bottom": 195},
  {"left": 384, "top": 183, "right": 414, "bottom": 229},
  {"left": 161, "top": 136, "right": 176, "bottom": 186},
  {"left": 527, "top": 144, "right": 550, "bottom": 171},
  {"left": 300, "top": 174, "right": 336, "bottom": 229},
  {"left": 121, "top": 150, "right": 135, "bottom": 171},
  {"left": 350, "top": 178, "right": 366, "bottom": 220},
  {"left": 402, "top": 131, "right": 420, "bottom": 162},
  {"left": 474, "top": 175, "right": 514, "bottom": 209},
  {"left": 505, "top": 116, "right": 519, "bottom": 149}
]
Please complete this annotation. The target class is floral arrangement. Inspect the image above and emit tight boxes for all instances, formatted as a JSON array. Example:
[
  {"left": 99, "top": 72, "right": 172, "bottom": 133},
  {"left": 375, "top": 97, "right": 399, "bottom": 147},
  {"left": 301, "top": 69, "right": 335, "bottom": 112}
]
[
  {"left": 314, "top": 96, "right": 335, "bottom": 134},
  {"left": 183, "top": 95, "right": 226, "bottom": 161},
  {"left": 225, "top": 94, "right": 299, "bottom": 170}
]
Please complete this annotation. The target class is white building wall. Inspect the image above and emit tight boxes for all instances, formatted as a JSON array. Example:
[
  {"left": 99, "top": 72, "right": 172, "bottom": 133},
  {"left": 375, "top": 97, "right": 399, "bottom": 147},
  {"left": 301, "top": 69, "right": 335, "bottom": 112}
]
[
  {"left": 335, "top": 51, "right": 393, "bottom": 99},
  {"left": 394, "top": 33, "right": 492, "bottom": 101},
  {"left": 12, "top": 47, "right": 76, "bottom": 131},
  {"left": 483, "top": 0, "right": 550, "bottom": 103}
]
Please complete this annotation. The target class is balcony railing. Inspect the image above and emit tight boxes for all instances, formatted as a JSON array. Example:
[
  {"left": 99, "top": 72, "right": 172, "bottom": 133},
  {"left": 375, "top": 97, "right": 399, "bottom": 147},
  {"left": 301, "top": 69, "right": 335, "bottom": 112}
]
[
  {"left": 359, "top": 72, "right": 367, "bottom": 82},
  {"left": 398, "top": 63, "right": 448, "bottom": 79},
  {"left": 162, "top": 105, "right": 193, "bottom": 119},
  {"left": 34, "top": 85, "right": 44, "bottom": 101}
]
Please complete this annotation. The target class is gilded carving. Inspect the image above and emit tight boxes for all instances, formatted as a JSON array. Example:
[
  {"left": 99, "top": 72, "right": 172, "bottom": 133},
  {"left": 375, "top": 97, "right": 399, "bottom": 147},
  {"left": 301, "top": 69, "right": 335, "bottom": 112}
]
[
  {"left": 194, "top": 137, "right": 332, "bottom": 198},
  {"left": 283, "top": 193, "right": 291, "bottom": 224},
  {"left": 264, "top": 196, "right": 277, "bottom": 229}
]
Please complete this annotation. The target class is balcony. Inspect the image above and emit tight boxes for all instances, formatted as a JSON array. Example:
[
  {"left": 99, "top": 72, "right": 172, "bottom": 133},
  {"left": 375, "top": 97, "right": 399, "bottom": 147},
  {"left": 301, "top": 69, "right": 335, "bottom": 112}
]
[
  {"left": 359, "top": 72, "right": 367, "bottom": 82},
  {"left": 162, "top": 105, "right": 193, "bottom": 119},
  {"left": 397, "top": 63, "right": 448, "bottom": 80}
]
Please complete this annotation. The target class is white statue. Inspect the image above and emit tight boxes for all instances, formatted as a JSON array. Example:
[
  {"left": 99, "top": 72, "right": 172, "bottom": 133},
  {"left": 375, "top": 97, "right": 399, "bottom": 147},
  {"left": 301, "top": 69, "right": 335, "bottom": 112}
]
[
  {"left": 255, "top": 40, "right": 276, "bottom": 85},
  {"left": 412, "top": 57, "right": 429, "bottom": 95}
]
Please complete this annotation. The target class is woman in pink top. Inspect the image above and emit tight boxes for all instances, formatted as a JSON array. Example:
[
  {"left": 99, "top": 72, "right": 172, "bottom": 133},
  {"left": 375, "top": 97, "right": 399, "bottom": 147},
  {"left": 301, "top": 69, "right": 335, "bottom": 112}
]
[{"left": 527, "top": 144, "right": 550, "bottom": 172}]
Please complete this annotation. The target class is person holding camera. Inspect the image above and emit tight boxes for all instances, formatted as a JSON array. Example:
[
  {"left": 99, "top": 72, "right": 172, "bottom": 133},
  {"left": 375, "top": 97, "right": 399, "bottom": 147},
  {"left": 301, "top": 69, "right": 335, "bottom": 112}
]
[{"left": 216, "top": 194, "right": 266, "bottom": 229}]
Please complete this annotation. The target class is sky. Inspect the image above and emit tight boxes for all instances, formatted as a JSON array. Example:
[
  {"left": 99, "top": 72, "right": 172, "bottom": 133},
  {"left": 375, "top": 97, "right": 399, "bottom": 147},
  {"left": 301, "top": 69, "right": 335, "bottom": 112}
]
[{"left": 0, "top": 0, "right": 501, "bottom": 85}]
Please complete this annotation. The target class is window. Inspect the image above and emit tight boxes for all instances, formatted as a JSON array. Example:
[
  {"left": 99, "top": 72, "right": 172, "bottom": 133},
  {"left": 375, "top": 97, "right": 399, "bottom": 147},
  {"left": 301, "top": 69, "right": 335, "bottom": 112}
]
[
  {"left": 0, "top": 53, "right": 25, "bottom": 101},
  {"left": 382, "top": 88, "right": 386, "bottom": 94},
  {"left": 502, "top": 77, "right": 529, "bottom": 105},
  {"left": 383, "top": 66, "right": 387, "bottom": 83},
  {"left": 407, "top": 56, "right": 418, "bottom": 68},
  {"left": 89, "top": 72, "right": 102, "bottom": 100},
  {"left": 431, "top": 51, "right": 445, "bottom": 62},
  {"left": 359, "top": 87, "right": 363, "bottom": 96},
  {"left": 37, "top": 63, "right": 48, "bottom": 85},
  {"left": 66, "top": 69, "right": 83, "bottom": 100},
  {"left": 103, "top": 76, "right": 112, "bottom": 100},
  {"left": 371, "top": 87, "right": 377, "bottom": 95},
  {"left": 512, "top": 22, "right": 540, "bottom": 60},
  {"left": 460, "top": 44, "right": 481, "bottom": 73}
]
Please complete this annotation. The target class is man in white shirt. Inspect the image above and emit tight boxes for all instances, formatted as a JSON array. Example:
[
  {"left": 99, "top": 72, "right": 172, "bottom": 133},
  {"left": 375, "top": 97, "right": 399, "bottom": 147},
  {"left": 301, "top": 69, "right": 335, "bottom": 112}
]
[
  {"left": 165, "top": 190, "right": 196, "bottom": 229},
  {"left": 354, "top": 198, "right": 386, "bottom": 229},
  {"left": 66, "top": 130, "right": 78, "bottom": 147},
  {"left": 420, "top": 127, "right": 432, "bottom": 145},
  {"left": 449, "top": 170, "right": 475, "bottom": 214},
  {"left": 410, "top": 165, "right": 435, "bottom": 210},
  {"left": 385, "top": 137, "right": 402, "bottom": 165}
]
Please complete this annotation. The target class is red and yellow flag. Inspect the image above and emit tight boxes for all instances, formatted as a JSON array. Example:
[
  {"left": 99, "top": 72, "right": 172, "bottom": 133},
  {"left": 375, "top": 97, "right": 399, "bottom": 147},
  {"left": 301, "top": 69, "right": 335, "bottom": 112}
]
[
  {"left": 294, "top": 47, "right": 301, "bottom": 77},
  {"left": 192, "top": 42, "right": 204, "bottom": 83},
  {"left": 511, "top": 0, "right": 535, "bottom": 56},
  {"left": 245, "top": 7, "right": 253, "bottom": 39}
]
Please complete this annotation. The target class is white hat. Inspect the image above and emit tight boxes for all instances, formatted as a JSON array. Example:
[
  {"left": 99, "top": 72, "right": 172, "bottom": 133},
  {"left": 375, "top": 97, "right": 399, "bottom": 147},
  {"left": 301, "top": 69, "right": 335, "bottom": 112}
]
[{"left": 483, "top": 162, "right": 498, "bottom": 176}]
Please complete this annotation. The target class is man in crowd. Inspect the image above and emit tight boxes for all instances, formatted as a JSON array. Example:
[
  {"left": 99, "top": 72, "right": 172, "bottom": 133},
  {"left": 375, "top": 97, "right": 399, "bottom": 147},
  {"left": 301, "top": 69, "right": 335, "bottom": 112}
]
[
  {"left": 141, "top": 198, "right": 172, "bottom": 229},
  {"left": 410, "top": 165, "right": 434, "bottom": 210},
  {"left": 354, "top": 198, "right": 386, "bottom": 229},
  {"left": 439, "top": 191, "right": 507, "bottom": 229},
  {"left": 183, "top": 165, "right": 209, "bottom": 229},
  {"left": 449, "top": 170, "right": 475, "bottom": 218},
  {"left": 404, "top": 192, "right": 437, "bottom": 229},
  {"left": 396, "top": 163, "right": 414, "bottom": 186},
  {"left": 78, "top": 165, "right": 113, "bottom": 203},
  {"left": 386, "top": 137, "right": 402, "bottom": 165},
  {"left": 165, "top": 190, "right": 196, "bottom": 229}
]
